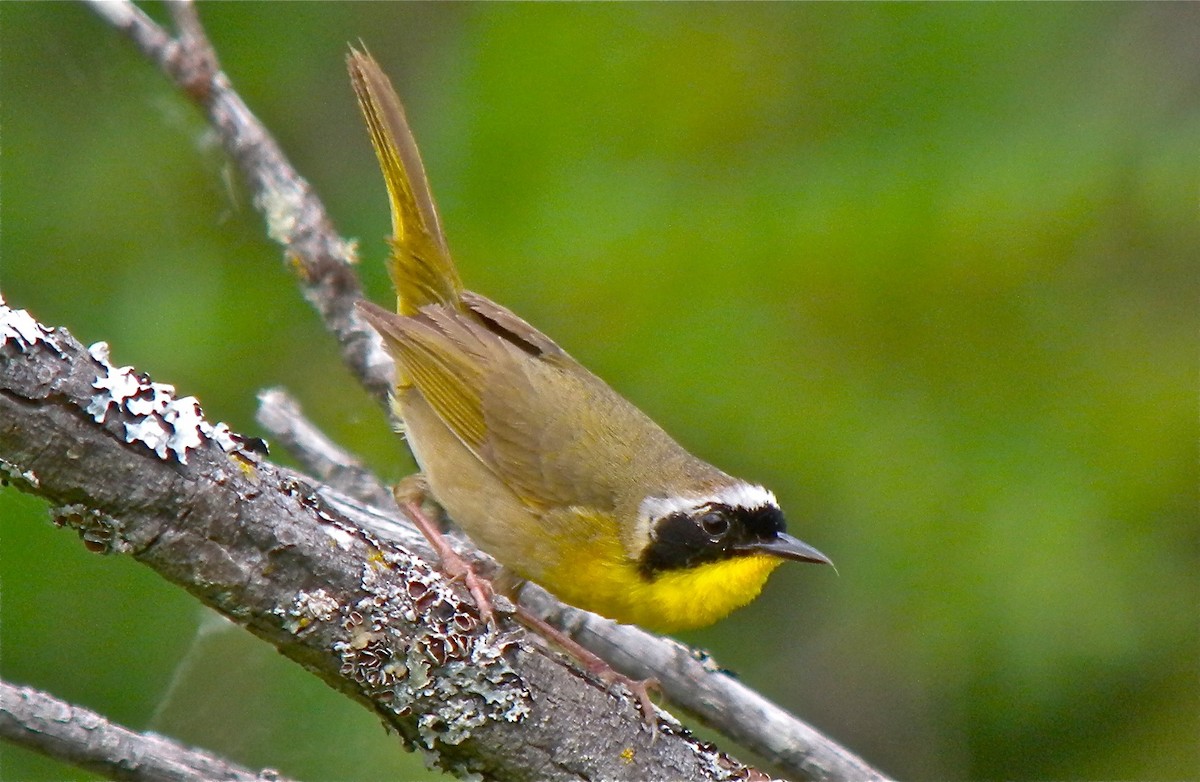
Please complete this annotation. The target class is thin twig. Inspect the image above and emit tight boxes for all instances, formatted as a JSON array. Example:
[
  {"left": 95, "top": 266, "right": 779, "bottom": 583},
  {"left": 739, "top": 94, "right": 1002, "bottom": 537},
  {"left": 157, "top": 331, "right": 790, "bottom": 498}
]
[
  {"left": 0, "top": 680, "right": 294, "bottom": 782},
  {"left": 255, "top": 388, "right": 394, "bottom": 508}
]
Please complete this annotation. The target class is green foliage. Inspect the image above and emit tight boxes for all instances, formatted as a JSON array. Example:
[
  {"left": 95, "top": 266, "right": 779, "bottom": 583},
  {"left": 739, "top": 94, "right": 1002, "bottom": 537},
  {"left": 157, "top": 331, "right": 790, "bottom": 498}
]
[{"left": 2, "top": 4, "right": 1195, "bottom": 779}]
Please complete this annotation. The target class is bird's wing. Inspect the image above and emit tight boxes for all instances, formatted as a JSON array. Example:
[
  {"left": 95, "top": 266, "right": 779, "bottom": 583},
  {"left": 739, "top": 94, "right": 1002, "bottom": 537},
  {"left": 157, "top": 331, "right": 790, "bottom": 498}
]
[{"left": 358, "top": 295, "right": 656, "bottom": 513}]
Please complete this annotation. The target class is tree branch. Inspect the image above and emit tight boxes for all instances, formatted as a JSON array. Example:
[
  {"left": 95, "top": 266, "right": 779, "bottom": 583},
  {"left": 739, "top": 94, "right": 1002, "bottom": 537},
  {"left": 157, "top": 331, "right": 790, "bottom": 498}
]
[
  {"left": 0, "top": 679, "right": 294, "bottom": 782},
  {"left": 85, "top": 0, "right": 391, "bottom": 402}
]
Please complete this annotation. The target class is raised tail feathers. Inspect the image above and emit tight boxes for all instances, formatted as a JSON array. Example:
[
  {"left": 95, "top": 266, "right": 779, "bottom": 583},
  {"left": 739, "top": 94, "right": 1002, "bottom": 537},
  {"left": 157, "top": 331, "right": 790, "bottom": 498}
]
[{"left": 348, "top": 47, "right": 463, "bottom": 314}]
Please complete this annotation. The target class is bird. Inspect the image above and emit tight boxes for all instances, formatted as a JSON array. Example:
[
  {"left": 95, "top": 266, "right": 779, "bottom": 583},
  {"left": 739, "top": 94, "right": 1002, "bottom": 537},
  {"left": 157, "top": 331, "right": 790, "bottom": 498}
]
[{"left": 348, "top": 48, "right": 831, "bottom": 637}]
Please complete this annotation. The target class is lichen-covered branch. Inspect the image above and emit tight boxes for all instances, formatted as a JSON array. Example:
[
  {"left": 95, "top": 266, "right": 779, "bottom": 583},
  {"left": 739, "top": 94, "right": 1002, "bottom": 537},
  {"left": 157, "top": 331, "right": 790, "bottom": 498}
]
[
  {"left": 0, "top": 679, "right": 295, "bottom": 782},
  {"left": 0, "top": 302, "right": 761, "bottom": 781}
]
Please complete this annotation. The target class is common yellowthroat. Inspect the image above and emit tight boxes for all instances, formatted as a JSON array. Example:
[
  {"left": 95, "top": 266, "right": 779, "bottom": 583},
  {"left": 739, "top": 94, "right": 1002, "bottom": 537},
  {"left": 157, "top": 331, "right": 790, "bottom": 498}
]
[{"left": 350, "top": 50, "right": 830, "bottom": 634}]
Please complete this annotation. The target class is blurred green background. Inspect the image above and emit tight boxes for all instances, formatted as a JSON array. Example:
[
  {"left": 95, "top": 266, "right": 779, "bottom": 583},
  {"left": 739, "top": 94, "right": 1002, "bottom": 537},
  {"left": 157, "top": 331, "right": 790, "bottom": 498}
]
[{"left": 2, "top": 3, "right": 1196, "bottom": 780}]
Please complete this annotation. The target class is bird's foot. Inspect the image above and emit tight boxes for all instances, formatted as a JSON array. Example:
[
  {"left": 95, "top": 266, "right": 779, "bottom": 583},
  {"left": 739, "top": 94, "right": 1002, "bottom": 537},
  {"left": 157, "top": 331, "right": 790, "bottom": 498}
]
[
  {"left": 514, "top": 603, "right": 661, "bottom": 736},
  {"left": 394, "top": 477, "right": 496, "bottom": 627}
]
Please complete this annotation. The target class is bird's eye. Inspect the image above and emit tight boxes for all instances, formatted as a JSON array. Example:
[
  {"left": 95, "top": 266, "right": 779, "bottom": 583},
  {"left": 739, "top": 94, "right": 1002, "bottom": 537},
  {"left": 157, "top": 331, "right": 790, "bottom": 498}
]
[{"left": 700, "top": 511, "right": 730, "bottom": 538}]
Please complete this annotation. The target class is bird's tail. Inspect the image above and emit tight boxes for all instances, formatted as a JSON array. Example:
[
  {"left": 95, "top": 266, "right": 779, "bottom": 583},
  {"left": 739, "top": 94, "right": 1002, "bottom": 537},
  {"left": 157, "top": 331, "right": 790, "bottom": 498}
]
[{"left": 348, "top": 48, "right": 463, "bottom": 315}]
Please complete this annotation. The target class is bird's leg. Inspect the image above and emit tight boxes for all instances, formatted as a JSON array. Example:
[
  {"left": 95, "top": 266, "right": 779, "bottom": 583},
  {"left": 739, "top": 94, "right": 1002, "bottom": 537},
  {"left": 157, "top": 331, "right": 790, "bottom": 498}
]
[
  {"left": 393, "top": 475, "right": 495, "bottom": 626},
  {"left": 510, "top": 599, "right": 661, "bottom": 731}
]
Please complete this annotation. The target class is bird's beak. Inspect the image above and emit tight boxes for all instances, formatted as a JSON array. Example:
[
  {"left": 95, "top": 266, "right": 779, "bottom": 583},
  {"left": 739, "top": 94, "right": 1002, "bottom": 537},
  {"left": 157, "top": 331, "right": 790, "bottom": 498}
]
[{"left": 740, "top": 533, "right": 833, "bottom": 566}]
